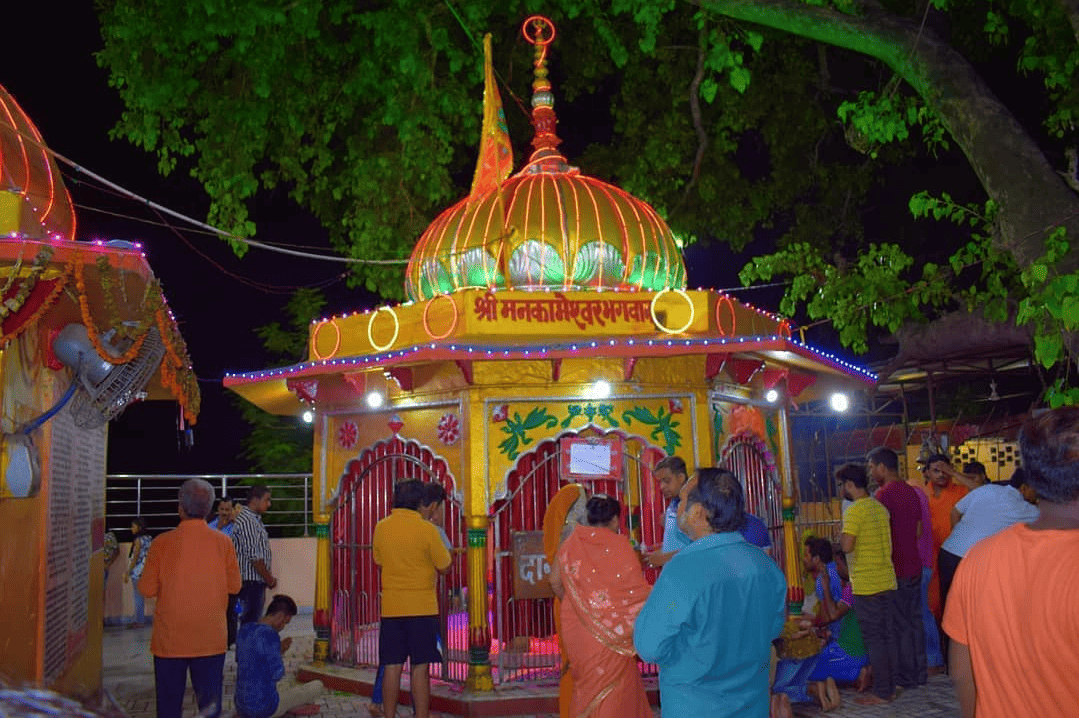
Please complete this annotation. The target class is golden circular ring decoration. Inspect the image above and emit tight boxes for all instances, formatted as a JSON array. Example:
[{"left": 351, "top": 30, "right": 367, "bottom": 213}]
[
  {"left": 422, "top": 294, "right": 459, "bottom": 340},
  {"left": 311, "top": 319, "right": 341, "bottom": 360},
  {"left": 650, "top": 288, "right": 696, "bottom": 335},
  {"left": 367, "top": 306, "right": 400, "bottom": 352}
]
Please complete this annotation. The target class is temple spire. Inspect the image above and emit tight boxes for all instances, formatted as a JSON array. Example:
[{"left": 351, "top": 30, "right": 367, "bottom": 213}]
[{"left": 522, "top": 16, "right": 565, "bottom": 168}]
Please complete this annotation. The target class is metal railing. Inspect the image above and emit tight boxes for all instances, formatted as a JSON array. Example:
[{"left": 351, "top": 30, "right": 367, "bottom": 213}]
[{"left": 105, "top": 473, "right": 313, "bottom": 537}]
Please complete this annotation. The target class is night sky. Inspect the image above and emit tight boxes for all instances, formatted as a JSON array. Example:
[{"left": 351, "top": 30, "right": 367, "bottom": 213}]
[
  {"left": 6, "top": 3, "right": 380, "bottom": 473},
  {"left": 3, "top": 5, "right": 912, "bottom": 474}
]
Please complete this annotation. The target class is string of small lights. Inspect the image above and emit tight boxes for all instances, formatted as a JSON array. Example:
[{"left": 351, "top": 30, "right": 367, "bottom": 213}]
[{"left": 224, "top": 333, "right": 876, "bottom": 385}]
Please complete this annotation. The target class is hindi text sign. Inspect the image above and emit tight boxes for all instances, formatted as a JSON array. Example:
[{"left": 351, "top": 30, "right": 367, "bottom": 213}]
[{"left": 512, "top": 531, "right": 553, "bottom": 599}]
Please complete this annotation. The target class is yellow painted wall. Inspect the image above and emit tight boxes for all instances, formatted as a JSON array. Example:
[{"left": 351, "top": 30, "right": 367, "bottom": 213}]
[
  {"left": 309, "top": 288, "right": 786, "bottom": 359},
  {"left": 0, "top": 489, "right": 46, "bottom": 684},
  {"left": 0, "top": 331, "right": 108, "bottom": 701}
]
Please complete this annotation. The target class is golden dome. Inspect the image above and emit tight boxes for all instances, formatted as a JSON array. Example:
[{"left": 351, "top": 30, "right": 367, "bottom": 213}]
[
  {"left": 405, "top": 157, "right": 686, "bottom": 302},
  {"left": 404, "top": 17, "right": 685, "bottom": 302}
]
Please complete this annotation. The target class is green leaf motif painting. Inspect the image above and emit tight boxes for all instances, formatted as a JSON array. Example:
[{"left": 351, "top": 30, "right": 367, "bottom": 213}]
[
  {"left": 498, "top": 407, "right": 559, "bottom": 460},
  {"left": 621, "top": 406, "right": 682, "bottom": 457}
]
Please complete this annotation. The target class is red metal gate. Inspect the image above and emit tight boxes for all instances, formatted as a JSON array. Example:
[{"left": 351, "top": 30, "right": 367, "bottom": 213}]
[
  {"left": 330, "top": 436, "right": 467, "bottom": 683},
  {"left": 721, "top": 432, "right": 784, "bottom": 569},
  {"left": 489, "top": 429, "right": 666, "bottom": 685}
]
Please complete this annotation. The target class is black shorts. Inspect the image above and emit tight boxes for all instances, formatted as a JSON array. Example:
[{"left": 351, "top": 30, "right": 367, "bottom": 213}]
[{"left": 379, "top": 615, "right": 441, "bottom": 666}]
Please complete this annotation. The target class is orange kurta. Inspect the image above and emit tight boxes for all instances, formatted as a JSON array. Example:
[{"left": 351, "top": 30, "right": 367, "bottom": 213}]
[
  {"left": 138, "top": 519, "right": 242, "bottom": 658},
  {"left": 926, "top": 482, "right": 968, "bottom": 619}
]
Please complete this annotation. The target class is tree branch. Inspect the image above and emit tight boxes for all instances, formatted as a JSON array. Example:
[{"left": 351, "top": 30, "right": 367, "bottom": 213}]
[
  {"left": 1061, "top": 147, "right": 1079, "bottom": 194},
  {"left": 683, "top": 25, "right": 710, "bottom": 204},
  {"left": 692, "top": 0, "right": 1079, "bottom": 269}
]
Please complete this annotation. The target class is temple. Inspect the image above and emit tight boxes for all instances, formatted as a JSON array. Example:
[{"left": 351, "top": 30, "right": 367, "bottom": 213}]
[
  {"left": 0, "top": 82, "right": 198, "bottom": 701},
  {"left": 225, "top": 17, "right": 875, "bottom": 691}
]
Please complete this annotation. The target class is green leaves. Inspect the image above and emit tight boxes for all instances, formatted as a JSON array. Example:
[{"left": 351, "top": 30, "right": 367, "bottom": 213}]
[{"left": 838, "top": 91, "right": 950, "bottom": 158}]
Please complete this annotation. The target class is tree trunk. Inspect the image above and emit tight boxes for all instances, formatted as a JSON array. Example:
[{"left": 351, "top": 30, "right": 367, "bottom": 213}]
[
  {"left": 695, "top": 0, "right": 1079, "bottom": 269},
  {"left": 1055, "top": 0, "right": 1079, "bottom": 46}
]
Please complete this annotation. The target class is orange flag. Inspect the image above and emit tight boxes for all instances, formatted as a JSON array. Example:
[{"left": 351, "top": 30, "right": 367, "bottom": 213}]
[{"left": 469, "top": 34, "right": 514, "bottom": 199}]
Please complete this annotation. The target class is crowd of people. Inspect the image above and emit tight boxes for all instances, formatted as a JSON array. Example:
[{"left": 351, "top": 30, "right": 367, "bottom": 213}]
[
  {"left": 115, "top": 405, "right": 1079, "bottom": 717},
  {"left": 535, "top": 406, "right": 1076, "bottom": 717},
  {"left": 129, "top": 481, "right": 324, "bottom": 717}
]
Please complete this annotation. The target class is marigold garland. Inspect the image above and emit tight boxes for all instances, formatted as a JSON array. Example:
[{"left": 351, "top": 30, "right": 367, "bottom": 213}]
[
  {"left": 0, "top": 250, "right": 200, "bottom": 422},
  {"left": 74, "top": 257, "right": 147, "bottom": 364},
  {"left": 73, "top": 252, "right": 200, "bottom": 422},
  {"left": 0, "top": 247, "right": 55, "bottom": 322},
  {"left": 0, "top": 263, "right": 72, "bottom": 347}
]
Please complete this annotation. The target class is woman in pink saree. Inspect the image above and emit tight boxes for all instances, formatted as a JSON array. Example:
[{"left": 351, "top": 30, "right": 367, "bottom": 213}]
[{"left": 549, "top": 495, "right": 653, "bottom": 718}]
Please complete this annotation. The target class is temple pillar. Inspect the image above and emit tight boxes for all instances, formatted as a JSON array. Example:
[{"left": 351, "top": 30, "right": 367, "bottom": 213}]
[
  {"left": 465, "top": 515, "right": 494, "bottom": 691},
  {"left": 312, "top": 521, "right": 331, "bottom": 665},
  {"left": 311, "top": 415, "right": 331, "bottom": 665},
  {"left": 776, "top": 405, "right": 804, "bottom": 615}
]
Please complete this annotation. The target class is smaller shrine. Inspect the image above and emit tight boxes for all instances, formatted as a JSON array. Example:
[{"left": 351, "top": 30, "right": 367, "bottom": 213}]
[
  {"left": 0, "top": 83, "right": 198, "bottom": 701},
  {"left": 226, "top": 17, "right": 875, "bottom": 696}
]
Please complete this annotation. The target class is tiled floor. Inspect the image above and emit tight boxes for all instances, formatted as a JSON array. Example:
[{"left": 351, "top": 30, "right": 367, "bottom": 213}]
[{"left": 104, "top": 614, "right": 960, "bottom": 717}]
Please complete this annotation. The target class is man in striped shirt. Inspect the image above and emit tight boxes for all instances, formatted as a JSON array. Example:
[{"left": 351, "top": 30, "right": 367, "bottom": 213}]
[{"left": 232, "top": 485, "right": 276, "bottom": 629}]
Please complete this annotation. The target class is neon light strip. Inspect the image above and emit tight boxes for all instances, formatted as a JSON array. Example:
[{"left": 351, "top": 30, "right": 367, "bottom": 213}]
[
  {"left": 567, "top": 177, "right": 582, "bottom": 291},
  {"left": 480, "top": 188, "right": 502, "bottom": 286},
  {"left": 520, "top": 175, "right": 538, "bottom": 288},
  {"left": 0, "top": 96, "right": 32, "bottom": 221},
  {"left": 223, "top": 335, "right": 877, "bottom": 385}
]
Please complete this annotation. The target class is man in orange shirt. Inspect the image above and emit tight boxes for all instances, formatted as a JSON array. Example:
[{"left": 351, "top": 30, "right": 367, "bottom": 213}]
[
  {"left": 943, "top": 407, "right": 1079, "bottom": 716},
  {"left": 923, "top": 453, "right": 968, "bottom": 622},
  {"left": 138, "top": 478, "right": 242, "bottom": 717}
]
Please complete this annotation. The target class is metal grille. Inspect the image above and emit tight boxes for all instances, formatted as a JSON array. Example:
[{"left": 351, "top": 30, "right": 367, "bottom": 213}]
[
  {"left": 330, "top": 438, "right": 467, "bottom": 684},
  {"left": 722, "top": 433, "right": 785, "bottom": 571},
  {"left": 490, "top": 430, "right": 666, "bottom": 686}
]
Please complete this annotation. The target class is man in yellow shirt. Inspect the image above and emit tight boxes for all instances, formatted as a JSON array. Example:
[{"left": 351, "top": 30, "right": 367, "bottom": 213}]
[
  {"left": 372, "top": 479, "right": 452, "bottom": 718},
  {"left": 838, "top": 463, "right": 898, "bottom": 706}
]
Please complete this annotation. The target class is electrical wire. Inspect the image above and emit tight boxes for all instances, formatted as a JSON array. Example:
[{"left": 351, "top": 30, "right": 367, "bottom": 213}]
[{"left": 0, "top": 115, "right": 408, "bottom": 266}]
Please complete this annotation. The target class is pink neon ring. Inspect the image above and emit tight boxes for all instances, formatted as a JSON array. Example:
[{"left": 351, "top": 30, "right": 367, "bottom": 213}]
[
  {"left": 311, "top": 319, "right": 341, "bottom": 360},
  {"left": 715, "top": 296, "right": 737, "bottom": 337},
  {"left": 423, "top": 294, "right": 459, "bottom": 340},
  {"left": 522, "top": 15, "right": 556, "bottom": 46}
]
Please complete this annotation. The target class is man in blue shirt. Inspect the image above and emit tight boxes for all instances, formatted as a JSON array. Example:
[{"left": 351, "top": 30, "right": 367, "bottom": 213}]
[
  {"left": 635, "top": 468, "right": 786, "bottom": 717},
  {"left": 235, "top": 594, "right": 324, "bottom": 717},
  {"left": 741, "top": 512, "right": 774, "bottom": 556},
  {"left": 643, "top": 456, "right": 692, "bottom": 567},
  {"left": 208, "top": 497, "right": 235, "bottom": 537}
]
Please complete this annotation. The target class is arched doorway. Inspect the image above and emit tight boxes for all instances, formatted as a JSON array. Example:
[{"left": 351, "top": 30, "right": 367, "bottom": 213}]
[
  {"left": 721, "top": 431, "right": 784, "bottom": 569},
  {"left": 330, "top": 436, "right": 467, "bottom": 682},
  {"left": 488, "top": 427, "right": 666, "bottom": 684}
]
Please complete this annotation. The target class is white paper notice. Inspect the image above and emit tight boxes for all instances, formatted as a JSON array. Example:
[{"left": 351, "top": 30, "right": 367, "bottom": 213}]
[{"left": 569, "top": 442, "right": 612, "bottom": 476}]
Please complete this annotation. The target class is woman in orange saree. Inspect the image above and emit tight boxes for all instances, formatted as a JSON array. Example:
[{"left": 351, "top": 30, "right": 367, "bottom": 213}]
[
  {"left": 550, "top": 496, "right": 653, "bottom": 718},
  {"left": 542, "top": 484, "right": 588, "bottom": 718}
]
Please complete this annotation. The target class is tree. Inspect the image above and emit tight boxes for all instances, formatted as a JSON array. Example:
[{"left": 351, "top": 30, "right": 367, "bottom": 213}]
[
  {"left": 229, "top": 288, "right": 325, "bottom": 536},
  {"left": 94, "top": 0, "right": 1079, "bottom": 401},
  {"left": 235, "top": 287, "right": 325, "bottom": 473}
]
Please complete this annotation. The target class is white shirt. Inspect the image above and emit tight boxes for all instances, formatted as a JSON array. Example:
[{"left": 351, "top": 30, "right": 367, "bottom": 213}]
[{"left": 941, "top": 483, "right": 1040, "bottom": 558}]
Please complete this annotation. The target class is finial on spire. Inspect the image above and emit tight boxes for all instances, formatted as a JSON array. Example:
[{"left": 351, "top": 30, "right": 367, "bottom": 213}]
[{"left": 522, "top": 16, "right": 562, "bottom": 160}]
